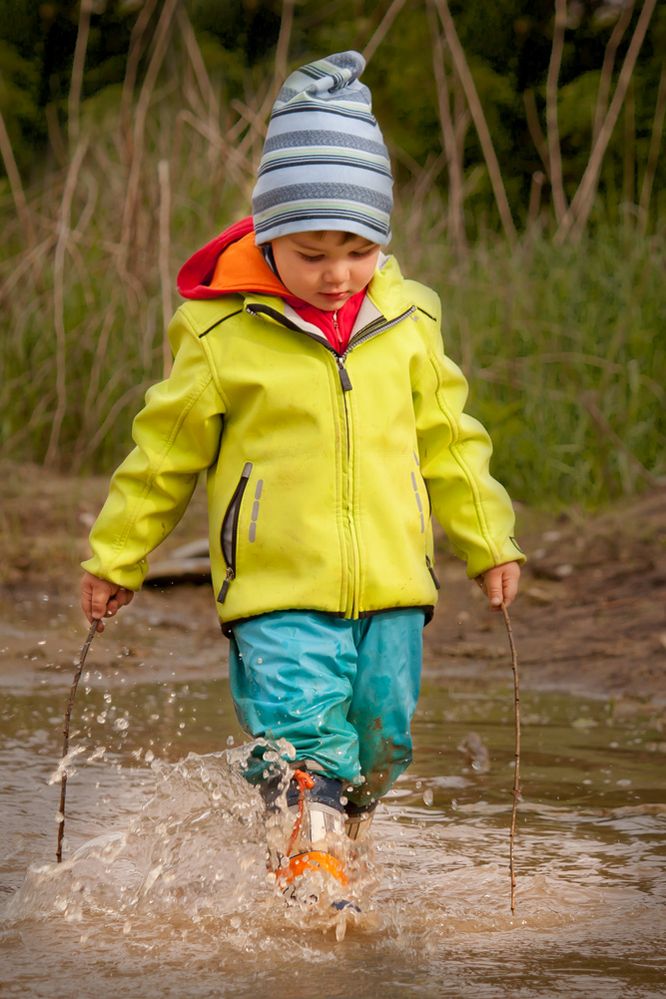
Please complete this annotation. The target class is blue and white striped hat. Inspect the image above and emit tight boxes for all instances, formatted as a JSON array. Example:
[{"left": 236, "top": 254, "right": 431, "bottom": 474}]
[{"left": 252, "top": 51, "right": 393, "bottom": 246}]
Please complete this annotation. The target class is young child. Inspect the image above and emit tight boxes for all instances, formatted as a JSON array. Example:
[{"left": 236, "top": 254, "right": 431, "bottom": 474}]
[{"left": 81, "top": 51, "right": 523, "bottom": 900}]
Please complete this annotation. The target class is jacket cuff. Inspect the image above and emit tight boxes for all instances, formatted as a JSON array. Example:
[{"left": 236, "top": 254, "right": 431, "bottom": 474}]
[
  {"left": 466, "top": 537, "right": 526, "bottom": 579},
  {"left": 80, "top": 555, "right": 146, "bottom": 591}
]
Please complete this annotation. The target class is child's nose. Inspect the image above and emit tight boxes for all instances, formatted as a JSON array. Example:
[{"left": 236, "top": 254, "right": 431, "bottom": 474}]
[{"left": 323, "top": 260, "right": 349, "bottom": 285}]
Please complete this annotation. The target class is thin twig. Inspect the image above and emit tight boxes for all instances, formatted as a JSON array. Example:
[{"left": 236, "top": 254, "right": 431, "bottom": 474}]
[
  {"left": 56, "top": 619, "right": 99, "bottom": 863},
  {"left": 501, "top": 603, "right": 521, "bottom": 915}
]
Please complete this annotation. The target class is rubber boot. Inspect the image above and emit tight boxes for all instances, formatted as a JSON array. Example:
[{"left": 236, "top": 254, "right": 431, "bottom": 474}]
[
  {"left": 262, "top": 768, "right": 357, "bottom": 909},
  {"left": 344, "top": 800, "right": 377, "bottom": 843}
]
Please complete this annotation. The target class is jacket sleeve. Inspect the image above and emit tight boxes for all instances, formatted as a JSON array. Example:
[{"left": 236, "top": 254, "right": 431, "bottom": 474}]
[
  {"left": 411, "top": 296, "right": 525, "bottom": 579},
  {"left": 81, "top": 308, "right": 226, "bottom": 590}
]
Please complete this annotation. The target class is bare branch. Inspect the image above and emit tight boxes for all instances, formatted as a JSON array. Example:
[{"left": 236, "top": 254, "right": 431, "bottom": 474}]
[
  {"left": 120, "top": 0, "right": 160, "bottom": 149},
  {"left": 362, "top": 0, "right": 408, "bottom": 65},
  {"left": 0, "top": 108, "right": 36, "bottom": 248},
  {"left": 45, "top": 138, "right": 89, "bottom": 468},
  {"left": 432, "top": 0, "right": 517, "bottom": 243},
  {"left": 158, "top": 159, "right": 172, "bottom": 378},
  {"left": 68, "top": 0, "right": 92, "bottom": 146},
  {"left": 523, "top": 89, "right": 550, "bottom": 175},
  {"left": 546, "top": 0, "right": 568, "bottom": 223},
  {"left": 273, "top": 0, "right": 296, "bottom": 87},
  {"left": 119, "top": 0, "right": 179, "bottom": 268},
  {"left": 556, "top": 0, "right": 658, "bottom": 243},
  {"left": 592, "top": 1, "right": 635, "bottom": 143},
  {"left": 427, "top": 0, "right": 466, "bottom": 256},
  {"left": 638, "top": 63, "right": 666, "bottom": 232}
]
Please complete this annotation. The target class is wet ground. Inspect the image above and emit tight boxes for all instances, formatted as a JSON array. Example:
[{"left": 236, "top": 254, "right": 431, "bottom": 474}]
[
  {"left": 0, "top": 467, "right": 664, "bottom": 995},
  {"left": 1, "top": 668, "right": 665, "bottom": 997}
]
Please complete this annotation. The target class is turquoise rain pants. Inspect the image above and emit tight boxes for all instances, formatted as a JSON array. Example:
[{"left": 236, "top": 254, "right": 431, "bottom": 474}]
[{"left": 229, "top": 609, "right": 425, "bottom": 806}]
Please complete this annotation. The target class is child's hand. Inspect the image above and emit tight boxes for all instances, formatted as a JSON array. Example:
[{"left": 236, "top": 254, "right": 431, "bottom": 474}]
[
  {"left": 81, "top": 571, "right": 134, "bottom": 633},
  {"left": 477, "top": 561, "right": 521, "bottom": 611}
]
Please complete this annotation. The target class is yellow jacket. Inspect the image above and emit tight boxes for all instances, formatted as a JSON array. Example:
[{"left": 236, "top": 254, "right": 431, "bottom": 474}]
[{"left": 83, "top": 253, "right": 524, "bottom": 625}]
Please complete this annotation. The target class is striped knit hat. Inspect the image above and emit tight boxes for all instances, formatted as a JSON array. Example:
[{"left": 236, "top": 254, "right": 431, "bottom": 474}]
[{"left": 252, "top": 51, "right": 393, "bottom": 246}]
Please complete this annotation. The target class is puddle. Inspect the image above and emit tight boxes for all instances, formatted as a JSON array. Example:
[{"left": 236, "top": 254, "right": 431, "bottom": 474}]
[{"left": 1, "top": 674, "right": 665, "bottom": 997}]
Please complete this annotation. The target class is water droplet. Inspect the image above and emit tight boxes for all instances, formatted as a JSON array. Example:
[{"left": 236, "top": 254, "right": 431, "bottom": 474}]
[{"left": 423, "top": 789, "right": 434, "bottom": 806}]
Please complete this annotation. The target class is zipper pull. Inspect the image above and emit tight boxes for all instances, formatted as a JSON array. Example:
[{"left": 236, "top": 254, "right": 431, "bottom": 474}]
[
  {"left": 426, "top": 555, "right": 441, "bottom": 590},
  {"left": 217, "top": 566, "right": 235, "bottom": 603},
  {"left": 337, "top": 356, "right": 353, "bottom": 392}
]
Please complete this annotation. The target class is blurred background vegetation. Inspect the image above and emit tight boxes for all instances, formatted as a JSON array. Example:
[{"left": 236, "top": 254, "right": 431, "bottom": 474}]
[{"left": 0, "top": 0, "right": 664, "bottom": 507}]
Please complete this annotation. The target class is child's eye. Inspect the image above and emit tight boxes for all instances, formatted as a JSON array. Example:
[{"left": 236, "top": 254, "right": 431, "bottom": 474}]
[
  {"left": 350, "top": 248, "right": 374, "bottom": 258},
  {"left": 298, "top": 253, "right": 324, "bottom": 262}
]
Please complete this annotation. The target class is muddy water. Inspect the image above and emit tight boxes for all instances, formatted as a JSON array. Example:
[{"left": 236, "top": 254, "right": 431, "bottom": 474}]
[{"left": 1, "top": 665, "right": 665, "bottom": 998}]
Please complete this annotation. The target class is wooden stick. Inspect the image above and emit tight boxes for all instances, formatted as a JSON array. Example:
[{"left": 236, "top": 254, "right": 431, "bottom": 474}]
[
  {"left": 501, "top": 603, "right": 521, "bottom": 914},
  {"left": 56, "top": 619, "right": 99, "bottom": 863}
]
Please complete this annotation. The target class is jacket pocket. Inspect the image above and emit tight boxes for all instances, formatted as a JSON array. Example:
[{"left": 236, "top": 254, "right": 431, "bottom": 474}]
[{"left": 217, "top": 461, "right": 253, "bottom": 603}]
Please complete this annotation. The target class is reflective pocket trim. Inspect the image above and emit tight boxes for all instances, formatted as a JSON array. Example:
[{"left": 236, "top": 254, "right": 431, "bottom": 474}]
[{"left": 248, "top": 479, "right": 264, "bottom": 543}]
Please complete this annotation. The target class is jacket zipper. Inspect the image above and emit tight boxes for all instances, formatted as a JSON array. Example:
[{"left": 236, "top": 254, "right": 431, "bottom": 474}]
[
  {"left": 245, "top": 303, "right": 416, "bottom": 392},
  {"left": 245, "top": 302, "right": 416, "bottom": 616},
  {"left": 217, "top": 461, "right": 253, "bottom": 603}
]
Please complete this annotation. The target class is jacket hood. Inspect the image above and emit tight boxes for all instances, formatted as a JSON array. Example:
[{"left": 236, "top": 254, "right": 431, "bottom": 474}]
[{"left": 177, "top": 216, "right": 292, "bottom": 301}]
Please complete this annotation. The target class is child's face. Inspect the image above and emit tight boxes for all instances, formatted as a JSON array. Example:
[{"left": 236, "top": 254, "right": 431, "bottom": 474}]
[{"left": 271, "top": 231, "right": 380, "bottom": 311}]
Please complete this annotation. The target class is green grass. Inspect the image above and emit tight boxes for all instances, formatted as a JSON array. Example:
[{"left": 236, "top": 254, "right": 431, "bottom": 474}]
[
  {"left": 392, "top": 212, "right": 665, "bottom": 507},
  {"left": 1, "top": 86, "right": 664, "bottom": 510}
]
